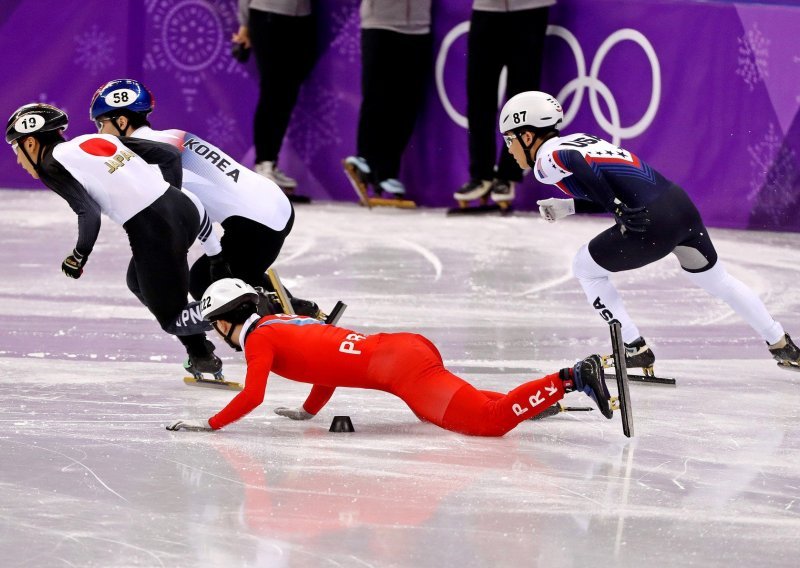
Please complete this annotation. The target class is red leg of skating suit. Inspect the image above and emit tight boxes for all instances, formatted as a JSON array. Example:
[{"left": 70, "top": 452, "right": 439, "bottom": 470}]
[{"left": 374, "top": 334, "right": 565, "bottom": 437}]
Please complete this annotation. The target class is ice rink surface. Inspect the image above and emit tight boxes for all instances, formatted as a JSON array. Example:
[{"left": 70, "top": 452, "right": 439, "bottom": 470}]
[{"left": 1, "top": 190, "right": 799, "bottom": 567}]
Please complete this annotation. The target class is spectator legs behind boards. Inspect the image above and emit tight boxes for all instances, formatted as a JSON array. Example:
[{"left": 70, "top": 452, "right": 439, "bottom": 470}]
[
  {"left": 356, "top": 29, "right": 432, "bottom": 184},
  {"left": 249, "top": 10, "right": 317, "bottom": 165},
  {"left": 467, "top": 8, "right": 549, "bottom": 183}
]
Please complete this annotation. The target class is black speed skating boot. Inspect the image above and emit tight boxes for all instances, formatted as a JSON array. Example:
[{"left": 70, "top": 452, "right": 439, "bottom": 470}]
[
  {"left": 624, "top": 336, "right": 656, "bottom": 372},
  {"left": 768, "top": 333, "right": 800, "bottom": 367},
  {"left": 184, "top": 340, "right": 223, "bottom": 379},
  {"left": 290, "top": 297, "right": 327, "bottom": 321},
  {"left": 489, "top": 178, "right": 516, "bottom": 203},
  {"left": 453, "top": 179, "right": 492, "bottom": 202},
  {"left": 568, "top": 355, "right": 613, "bottom": 419},
  {"left": 254, "top": 287, "right": 282, "bottom": 316}
]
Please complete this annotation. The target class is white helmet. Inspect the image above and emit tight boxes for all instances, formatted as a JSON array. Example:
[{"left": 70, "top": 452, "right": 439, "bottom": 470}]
[
  {"left": 201, "top": 278, "right": 260, "bottom": 321},
  {"left": 498, "top": 91, "right": 563, "bottom": 134}
]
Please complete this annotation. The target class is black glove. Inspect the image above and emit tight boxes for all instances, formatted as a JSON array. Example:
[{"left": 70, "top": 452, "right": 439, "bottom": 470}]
[
  {"left": 62, "top": 249, "right": 87, "bottom": 279},
  {"left": 612, "top": 198, "right": 650, "bottom": 233},
  {"left": 208, "top": 253, "right": 232, "bottom": 282}
]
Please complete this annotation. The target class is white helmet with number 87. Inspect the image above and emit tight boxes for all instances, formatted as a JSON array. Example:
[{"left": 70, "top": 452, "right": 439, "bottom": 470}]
[{"left": 498, "top": 91, "right": 563, "bottom": 134}]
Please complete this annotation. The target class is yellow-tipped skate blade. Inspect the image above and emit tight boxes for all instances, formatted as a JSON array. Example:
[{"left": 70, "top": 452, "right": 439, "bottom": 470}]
[
  {"left": 184, "top": 376, "right": 243, "bottom": 391},
  {"left": 342, "top": 160, "right": 372, "bottom": 207},
  {"left": 367, "top": 197, "right": 417, "bottom": 209}
]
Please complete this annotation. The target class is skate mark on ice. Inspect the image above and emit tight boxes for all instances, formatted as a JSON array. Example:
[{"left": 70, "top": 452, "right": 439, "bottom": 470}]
[
  {"left": 396, "top": 238, "right": 442, "bottom": 281},
  {"left": 77, "top": 536, "right": 166, "bottom": 568},
  {"left": 671, "top": 457, "right": 696, "bottom": 491},
  {"left": 517, "top": 271, "right": 573, "bottom": 296},
  {"left": 7, "top": 439, "right": 129, "bottom": 503}
]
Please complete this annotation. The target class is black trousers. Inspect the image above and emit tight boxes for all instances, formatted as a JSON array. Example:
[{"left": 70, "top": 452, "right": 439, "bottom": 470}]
[
  {"left": 588, "top": 185, "right": 718, "bottom": 273},
  {"left": 357, "top": 29, "right": 432, "bottom": 183},
  {"left": 467, "top": 8, "right": 549, "bottom": 182},
  {"left": 124, "top": 188, "right": 208, "bottom": 357},
  {"left": 250, "top": 9, "right": 317, "bottom": 163},
  {"left": 188, "top": 209, "right": 295, "bottom": 300}
]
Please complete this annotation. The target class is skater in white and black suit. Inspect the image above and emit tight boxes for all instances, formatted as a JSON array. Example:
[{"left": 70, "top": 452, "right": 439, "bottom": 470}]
[
  {"left": 89, "top": 79, "right": 322, "bottom": 318},
  {"left": 6, "top": 103, "right": 224, "bottom": 378},
  {"left": 499, "top": 91, "right": 800, "bottom": 371}
]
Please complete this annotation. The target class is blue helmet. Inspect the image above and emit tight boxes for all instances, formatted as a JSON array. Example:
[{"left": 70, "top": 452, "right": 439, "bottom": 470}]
[{"left": 89, "top": 79, "right": 154, "bottom": 120}]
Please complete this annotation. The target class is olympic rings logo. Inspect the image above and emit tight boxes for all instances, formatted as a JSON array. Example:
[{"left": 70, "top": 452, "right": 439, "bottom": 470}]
[{"left": 435, "top": 24, "right": 662, "bottom": 145}]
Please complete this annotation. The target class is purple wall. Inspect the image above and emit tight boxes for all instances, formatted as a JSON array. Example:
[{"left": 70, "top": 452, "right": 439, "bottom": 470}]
[{"left": 2, "top": 0, "right": 799, "bottom": 230}]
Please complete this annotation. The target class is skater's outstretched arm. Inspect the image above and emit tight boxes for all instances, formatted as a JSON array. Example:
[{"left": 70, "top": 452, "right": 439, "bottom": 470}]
[
  {"left": 304, "top": 385, "right": 336, "bottom": 415},
  {"left": 208, "top": 335, "right": 275, "bottom": 430},
  {"left": 274, "top": 385, "right": 335, "bottom": 420}
]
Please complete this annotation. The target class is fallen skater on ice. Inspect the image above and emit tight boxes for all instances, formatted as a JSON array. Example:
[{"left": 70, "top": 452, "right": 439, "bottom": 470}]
[{"left": 167, "top": 278, "right": 631, "bottom": 436}]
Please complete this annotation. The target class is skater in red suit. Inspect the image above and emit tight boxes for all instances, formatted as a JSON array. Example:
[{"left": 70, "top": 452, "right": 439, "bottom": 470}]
[{"left": 167, "top": 279, "right": 615, "bottom": 436}]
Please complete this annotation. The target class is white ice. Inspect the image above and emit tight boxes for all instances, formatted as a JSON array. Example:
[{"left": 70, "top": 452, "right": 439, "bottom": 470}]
[{"left": 0, "top": 190, "right": 798, "bottom": 567}]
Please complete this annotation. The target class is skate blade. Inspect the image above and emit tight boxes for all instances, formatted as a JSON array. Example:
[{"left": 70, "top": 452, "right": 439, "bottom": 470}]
[
  {"left": 528, "top": 403, "right": 594, "bottom": 420},
  {"left": 342, "top": 161, "right": 372, "bottom": 208},
  {"left": 367, "top": 196, "right": 417, "bottom": 209},
  {"left": 602, "top": 355, "right": 675, "bottom": 385},
  {"left": 777, "top": 361, "right": 800, "bottom": 372},
  {"left": 183, "top": 376, "right": 243, "bottom": 391}
]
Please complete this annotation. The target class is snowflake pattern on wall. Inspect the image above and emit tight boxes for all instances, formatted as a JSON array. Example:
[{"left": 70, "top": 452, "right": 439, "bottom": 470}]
[
  {"left": 74, "top": 25, "right": 117, "bottom": 77},
  {"left": 205, "top": 112, "right": 238, "bottom": 148},
  {"left": 746, "top": 123, "right": 799, "bottom": 223},
  {"left": 143, "top": 0, "right": 247, "bottom": 112},
  {"left": 735, "top": 23, "right": 769, "bottom": 91},
  {"left": 329, "top": 4, "right": 360, "bottom": 64},
  {"left": 286, "top": 81, "right": 343, "bottom": 162}
]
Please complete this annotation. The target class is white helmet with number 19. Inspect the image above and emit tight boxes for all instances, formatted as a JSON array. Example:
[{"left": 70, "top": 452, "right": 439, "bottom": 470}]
[{"left": 498, "top": 91, "right": 563, "bottom": 134}]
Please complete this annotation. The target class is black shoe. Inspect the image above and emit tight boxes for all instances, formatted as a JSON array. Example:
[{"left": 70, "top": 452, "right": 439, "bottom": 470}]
[
  {"left": 184, "top": 340, "right": 223, "bottom": 377},
  {"left": 453, "top": 179, "right": 492, "bottom": 201},
  {"left": 290, "top": 297, "right": 325, "bottom": 320},
  {"left": 625, "top": 336, "right": 655, "bottom": 369},
  {"left": 490, "top": 178, "right": 516, "bottom": 203},
  {"left": 768, "top": 333, "right": 800, "bottom": 364},
  {"left": 254, "top": 287, "right": 282, "bottom": 316},
  {"left": 573, "top": 355, "right": 613, "bottom": 419}
]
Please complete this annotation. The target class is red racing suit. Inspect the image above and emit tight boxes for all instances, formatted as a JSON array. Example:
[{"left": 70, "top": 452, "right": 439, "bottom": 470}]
[{"left": 208, "top": 314, "right": 566, "bottom": 436}]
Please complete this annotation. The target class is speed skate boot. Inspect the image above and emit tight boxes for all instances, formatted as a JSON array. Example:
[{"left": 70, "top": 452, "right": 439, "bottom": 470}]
[
  {"left": 343, "top": 155, "right": 373, "bottom": 205},
  {"left": 489, "top": 178, "right": 515, "bottom": 206},
  {"left": 562, "top": 355, "right": 613, "bottom": 419},
  {"left": 290, "top": 297, "right": 327, "bottom": 321},
  {"left": 184, "top": 340, "right": 223, "bottom": 380},
  {"left": 254, "top": 287, "right": 282, "bottom": 316},
  {"left": 624, "top": 336, "right": 656, "bottom": 376},
  {"left": 453, "top": 179, "right": 492, "bottom": 207},
  {"left": 378, "top": 178, "right": 406, "bottom": 197},
  {"left": 255, "top": 285, "right": 327, "bottom": 321},
  {"left": 768, "top": 333, "right": 800, "bottom": 370}
]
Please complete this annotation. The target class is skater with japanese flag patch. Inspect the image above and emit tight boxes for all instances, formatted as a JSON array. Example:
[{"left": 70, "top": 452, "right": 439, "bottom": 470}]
[{"left": 6, "top": 103, "right": 225, "bottom": 380}]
